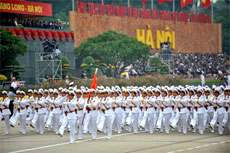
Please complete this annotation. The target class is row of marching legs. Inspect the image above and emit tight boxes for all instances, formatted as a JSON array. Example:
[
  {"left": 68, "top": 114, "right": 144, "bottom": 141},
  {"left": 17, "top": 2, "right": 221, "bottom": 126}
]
[{"left": 3, "top": 109, "right": 229, "bottom": 144}]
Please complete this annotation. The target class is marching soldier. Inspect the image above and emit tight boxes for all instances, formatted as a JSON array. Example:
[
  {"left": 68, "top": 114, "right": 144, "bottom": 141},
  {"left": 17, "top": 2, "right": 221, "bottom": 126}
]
[
  {"left": 99, "top": 90, "right": 113, "bottom": 139},
  {"left": 75, "top": 89, "right": 85, "bottom": 139},
  {"left": 0, "top": 91, "right": 11, "bottom": 134},
  {"left": 171, "top": 88, "right": 189, "bottom": 134},
  {"left": 85, "top": 89, "right": 99, "bottom": 139},
  {"left": 223, "top": 87, "right": 230, "bottom": 130},
  {"left": 157, "top": 89, "right": 172, "bottom": 134},
  {"left": 210, "top": 87, "right": 227, "bottom": 135},
  {"left": 112, "top": 90, "right": 123, "bottom": 134},
  {"left": 128, "top": 89, "right": 140, "bottom": 134},
  {"left": 192, "top": 88, "right": 205, "bottom": 134},
  {"left": 59, "top": 91, "right": 77, "bottom": 143}
]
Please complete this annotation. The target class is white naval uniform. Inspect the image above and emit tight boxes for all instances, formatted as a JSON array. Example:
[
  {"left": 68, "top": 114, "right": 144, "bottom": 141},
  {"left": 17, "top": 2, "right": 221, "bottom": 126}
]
[
  {"left": 9, "top": 98, "right": 20, "bottom": 126},
  {"left": 223, "top": 95, "right": 230, "bottom": 130},
  {"left": 33, "top": 97, "right": 46, "bottom": 134},
  {"left": 171, "top": 95, "right": 189, "bottom": 134},
  {"left": 203, "top": 95, "right": 214, "bottom": 129},
  {"left": 76, "top": 97, "right": 85, "bottom": 139},
  {"left": 192, "top": 95, "right": 205, "bottom": 134},
  {"left": 128, "top": 96, "right": 140, "bottom": 133},
  {"left": 99, "top": 97, "right": 113, "bottom": 138},
  {"left": 59, "top": 98, "right": 77, "bottom": 143},
  {"left": 16, "top": 97, "right": 28, "bottom": 134},
  {"left": 51, "top": 96, "right": 63, "bottom": 133},
  {"left": 85, "top": 98, "right": 99, "bottom": 139},
  {"left": 169, "top": 96, "right": 179, "bottom": 124},
  {"left": 0, "top": 97, "right": 11, "bottom": 134},
  {"left": 44, "top": 96, "right": 52, "bottom": 124},
  {"left": 121, "top": 96, "right": 129, "bottom": 128},
  {"left": 140, "top": 96, "right": 156, "bottom": 133},
  {"left": 186, "top": 95, "right": 194, "bottom": 130},
  {"left": 138, "top": 96, "right": 145, "bottom": 128},
  {"left": 210, "top": 95, "right": 226, "bottom": 135},
  {"left": 157, "top": 96, "right": 172, "bottom": 134},
  {"left": 113, "top": 96, "right": 123, "bottom": 134},
  {"left": 25, "top": 96, "right": 35, "bottom": 126}
]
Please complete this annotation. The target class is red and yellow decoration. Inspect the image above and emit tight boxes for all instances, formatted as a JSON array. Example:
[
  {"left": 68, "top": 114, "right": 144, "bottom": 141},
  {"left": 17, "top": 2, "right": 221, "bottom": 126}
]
[{"left": 0, "top": 0, "right": 52, "bottom": 16}]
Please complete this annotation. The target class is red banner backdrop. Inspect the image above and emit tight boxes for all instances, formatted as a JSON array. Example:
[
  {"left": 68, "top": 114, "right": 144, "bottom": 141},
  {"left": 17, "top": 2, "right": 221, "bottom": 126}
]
[
  {"left": 0, "top": 0, "right": 52, "bottom": 16},
  {"left": 75, "top": 2, "right": 211, "bottom": 24},
  {"left": 3, "top": 28, "right": 74, "bottom": 41}
]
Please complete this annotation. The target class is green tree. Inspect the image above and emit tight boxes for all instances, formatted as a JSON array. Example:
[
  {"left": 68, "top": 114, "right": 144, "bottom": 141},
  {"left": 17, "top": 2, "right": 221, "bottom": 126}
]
[
  {"left": 198, "top": 0, "right": 230, "bottom": 55},
  {"left": 80, "top": 56, "right": 98, "bottom": 78},
  {"left": 75, "top": 30, "right": 151, "bottom": 77},
  {"left": 62, "top": 56, "right": 74, "bottom": 79},
  {"left": 149, "top": 56, "right": 169, "bottom": 75},
  {"left": 0, "top": 28, "right": 27, "bottom": 79}
]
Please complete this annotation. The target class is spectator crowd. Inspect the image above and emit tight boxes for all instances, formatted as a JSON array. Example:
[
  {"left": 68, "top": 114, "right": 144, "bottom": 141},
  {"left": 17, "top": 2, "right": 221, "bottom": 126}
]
[
  {"left": 174, "top": 53, "right": 230, "bottom": 78},
  {"left": 1, "top": 17, "right": 63, "bottom": 30}
]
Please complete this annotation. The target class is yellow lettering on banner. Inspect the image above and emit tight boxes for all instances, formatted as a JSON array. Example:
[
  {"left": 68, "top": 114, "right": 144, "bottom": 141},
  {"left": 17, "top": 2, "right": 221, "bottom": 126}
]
[
  {"left": 171, "top": 31, "right": 175, "bottom": 49},
  {"left": 136, "top": 29, "right": 145, "bottom": 44},
  {"left": 11, "top": 4, "right": 24, "bottom": 11},
  {"left": 156, "top": 30, "right": 164, "bottom": 49},
  {"left": 0, "top": 2, "right": 11, "bottom": 10},
  {"left": 145, "top": 25, "right": 154, "bottom": 48},
  {"left": 136, "top": 25, "right": 175, "bottom": 50},
  {"left": 28, "top": 5, "right": 34, "bottom": 12},
  {"left": 35, "top": 6, "right": 43, "bottom": 13}
]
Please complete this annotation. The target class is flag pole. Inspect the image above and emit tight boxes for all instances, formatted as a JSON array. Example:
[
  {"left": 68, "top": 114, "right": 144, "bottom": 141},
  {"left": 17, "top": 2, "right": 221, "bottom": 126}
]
[
  {"left": 211, "top": 0, "right": 214, "bottom": 23},
  {"left": 173, "top": 0, "right": 175, "bottom": 12},
  {"left": 72, "top": 0, "right": 75, "bottom": 11},
  {"left": 81, "top": 68, "right": 98, "bottom": 125},
  {"left": 128, "top": 0, "right": 130, "bottom": 7},
  {"left": 151, "top": 0, "right": 153, "bottom": 10}
]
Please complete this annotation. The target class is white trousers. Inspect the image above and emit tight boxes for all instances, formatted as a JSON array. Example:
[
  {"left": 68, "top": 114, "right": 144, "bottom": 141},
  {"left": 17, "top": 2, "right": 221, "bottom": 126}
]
[
  {"left": 1, "top": 115, "right": 10, "bottom": 134},
  {"left": 10, "top": 111, "right": 20, "bottom": 126},
  {"left": 53, "top": 114, "right": 61, "bottom": 133},
  {"left": 114, "top": 112, "right": 122, "bottom": 133},
  {"left": 69, "top": 119, "right": 76, "bottom": 143},
  {"left": 131, "top": 113, "right": 139, "bottom": 133},
  {"left": 89, "top": 116, "right": 97, "bottom": 139},
  {"left": 76, "top": 116, "right": 84, "bottom": 139},
  {"left": 19, "top": 114, "right": 27, "bottom": 134}
]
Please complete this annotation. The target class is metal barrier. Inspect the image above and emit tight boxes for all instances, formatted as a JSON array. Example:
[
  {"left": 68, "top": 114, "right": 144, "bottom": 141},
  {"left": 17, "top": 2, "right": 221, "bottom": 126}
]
[{"left": 158, "top": 53, "right": 175, "bottom": 74}]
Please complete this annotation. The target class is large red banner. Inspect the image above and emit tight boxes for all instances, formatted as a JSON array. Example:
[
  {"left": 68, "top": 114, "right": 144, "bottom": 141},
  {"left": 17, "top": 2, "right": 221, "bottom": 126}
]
[{"left": 0, "top": 0, "right": 52, "bottom": 16}]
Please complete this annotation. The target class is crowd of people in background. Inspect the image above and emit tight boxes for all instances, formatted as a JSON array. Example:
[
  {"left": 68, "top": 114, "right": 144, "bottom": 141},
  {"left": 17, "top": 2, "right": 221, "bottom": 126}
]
[
  {"left": 173, "top": 53, "right": 230, "bottom": 79},
  {"left": 0, "top": 17, "right": 63, "bottom": 30}
]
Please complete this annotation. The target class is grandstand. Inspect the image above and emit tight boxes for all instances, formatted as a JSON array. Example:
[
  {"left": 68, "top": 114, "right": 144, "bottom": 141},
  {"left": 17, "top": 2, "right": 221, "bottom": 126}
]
[{"left": 0, "top": 0, "right": 76, "bottom": 84}]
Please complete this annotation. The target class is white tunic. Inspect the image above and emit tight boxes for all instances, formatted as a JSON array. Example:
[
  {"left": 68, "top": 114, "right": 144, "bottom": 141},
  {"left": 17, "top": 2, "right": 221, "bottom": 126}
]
[{"left": 0, "top": 97, "right": 11, "bottom": 115}]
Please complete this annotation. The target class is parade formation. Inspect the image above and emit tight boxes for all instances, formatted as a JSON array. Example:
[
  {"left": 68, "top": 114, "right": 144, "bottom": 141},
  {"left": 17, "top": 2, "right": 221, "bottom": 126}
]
[{"left": 0, "top": 84, "right": 230, "bottom": 144}]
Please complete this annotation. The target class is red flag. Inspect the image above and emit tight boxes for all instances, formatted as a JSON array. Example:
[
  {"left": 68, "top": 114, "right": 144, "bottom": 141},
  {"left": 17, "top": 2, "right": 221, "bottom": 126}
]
[
  {"left": 158, "top": 0, "right": 172, "bottom": 5},
  {"left": 90, "top": 68, "right": 97, "bottom": 90},
  {"left": 87, "top": 68, "right": 98, "bottom": 98},
  {"left": 201, "top": 0, "right": 211, "bottom": 8},
  {"left": 82, "top": 68, "right": 98, "bottom": 125},
  {"left": 180, "top": 0, "right": 192, "bottom": 10},
  {"left": 142, "top": 0, "right": 148, "bottom": 8}
]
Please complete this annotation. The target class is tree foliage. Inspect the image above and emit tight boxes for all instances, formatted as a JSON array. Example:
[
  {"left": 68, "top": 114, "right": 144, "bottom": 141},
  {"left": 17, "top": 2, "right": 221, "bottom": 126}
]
[
  {"left": 75, "top": 30, "right": 151, "bottom": 77},
  {"left": 62, "top": 56, "right": 74, "bottom": 79},
  {"left": 0, "top": 28, "right": 27, "bottom": 78},
  {"left": 199, "top": 0, "right": 230, "bottom": 55}
]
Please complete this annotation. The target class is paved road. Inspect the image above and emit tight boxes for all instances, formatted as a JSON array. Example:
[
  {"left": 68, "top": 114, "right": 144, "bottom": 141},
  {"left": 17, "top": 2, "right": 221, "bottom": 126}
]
[{"left": 0, "top": 123, "right": 229, "bottom": 153}]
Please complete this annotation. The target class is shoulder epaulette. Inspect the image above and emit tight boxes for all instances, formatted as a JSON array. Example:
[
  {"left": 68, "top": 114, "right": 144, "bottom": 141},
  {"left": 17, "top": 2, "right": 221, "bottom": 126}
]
[{"left": 0, "top": 97, "right": 3, "bottom": 100}]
